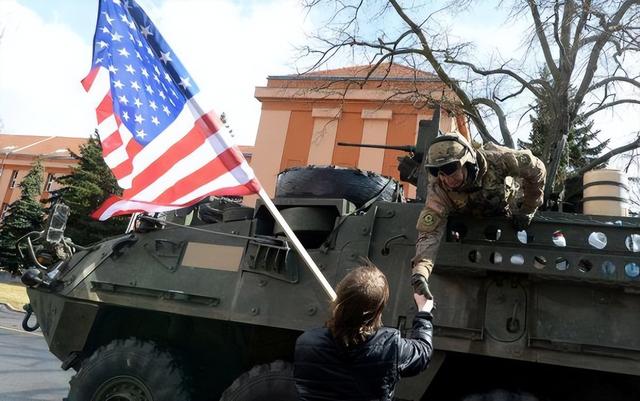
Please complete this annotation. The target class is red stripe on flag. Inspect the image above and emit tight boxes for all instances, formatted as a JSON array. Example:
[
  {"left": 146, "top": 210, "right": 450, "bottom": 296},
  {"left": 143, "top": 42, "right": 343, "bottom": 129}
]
[
  {"left": 81, "top": 67, "right": 100, "bottom": 92},
  {"left": 96, "top": 94, "right": 114, "bottom": 125},
  {"left": 150, "top": 147, "right": 243, "bottom": 204},
  {"left": 110, "top": 158, "right": 133, "bottom": 180},
  {"left": 101, "top": 130, "right": 124, "bottom": 156},
  {"left": 122, "top": 115, "right": 219, "bottom": 199},
  {"left": 197, "top": 111, "right": 223, "bottom": 135},
  {"left": 108, "top": 135, "right": 143, "bottom": 180},
  {"left": 207, "top": 178, "right": 262, "bottom": 197},
  {"left": 90, "top": 195, "right": 122, "bottom": 220}
]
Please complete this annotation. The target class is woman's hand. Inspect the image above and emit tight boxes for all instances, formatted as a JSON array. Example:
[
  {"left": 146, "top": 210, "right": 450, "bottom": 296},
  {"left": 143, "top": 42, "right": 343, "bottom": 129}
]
[{"left": 413, "top": 293, "right": 434, "bottom": 313}]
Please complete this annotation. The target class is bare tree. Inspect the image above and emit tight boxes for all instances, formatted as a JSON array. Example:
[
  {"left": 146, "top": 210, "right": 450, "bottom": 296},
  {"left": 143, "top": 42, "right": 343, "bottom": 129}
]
[{"left": 301, "top": 0, "right": 640, "bottom": 196}]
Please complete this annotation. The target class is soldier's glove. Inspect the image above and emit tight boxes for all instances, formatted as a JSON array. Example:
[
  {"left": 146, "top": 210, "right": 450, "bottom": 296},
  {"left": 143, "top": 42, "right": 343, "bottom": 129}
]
[
  {"left": 512, "top": 213, "right": 533, "bottom": 231},
  {"left": 411, "top": 273, "right": 433, "bottom": 299},
  {"left": 398, "top": 156, "right": 419, "bottom": 186}
]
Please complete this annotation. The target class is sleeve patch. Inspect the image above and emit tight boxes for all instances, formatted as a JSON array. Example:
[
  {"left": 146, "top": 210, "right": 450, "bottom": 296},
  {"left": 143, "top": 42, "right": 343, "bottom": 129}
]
[{"left": 416, "top": 207, "right": 442, "bottom": 232}]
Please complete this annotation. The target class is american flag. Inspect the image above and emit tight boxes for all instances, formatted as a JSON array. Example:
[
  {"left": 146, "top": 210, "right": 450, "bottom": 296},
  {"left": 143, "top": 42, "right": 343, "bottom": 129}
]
[{"left": 83, "top": 0, "right": 260, "bottom": 220}]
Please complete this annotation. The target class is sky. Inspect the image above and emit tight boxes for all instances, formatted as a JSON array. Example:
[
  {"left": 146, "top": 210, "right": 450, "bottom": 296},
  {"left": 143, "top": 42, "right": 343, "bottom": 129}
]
[
  {"left": 0, "top": 0, "right": 309, "bottom": 145},
  {"left": 0, "top": 0, "right": 637, "bottom": 151}
]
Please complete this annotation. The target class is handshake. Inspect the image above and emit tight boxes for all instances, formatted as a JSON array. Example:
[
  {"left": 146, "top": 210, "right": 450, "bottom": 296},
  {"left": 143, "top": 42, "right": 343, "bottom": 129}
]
[{"left": 411, "top": 273, "right": 434, "bottom": 313}]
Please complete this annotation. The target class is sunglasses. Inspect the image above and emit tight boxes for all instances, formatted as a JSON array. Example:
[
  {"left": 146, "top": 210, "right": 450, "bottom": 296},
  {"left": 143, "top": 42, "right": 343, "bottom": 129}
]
[{"left": 428, "top": 161, "right": 461, "bottom": 177}]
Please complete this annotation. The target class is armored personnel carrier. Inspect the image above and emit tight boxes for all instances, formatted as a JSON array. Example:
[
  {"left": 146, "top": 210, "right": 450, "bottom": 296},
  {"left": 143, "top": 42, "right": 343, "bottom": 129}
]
[{"left": 18, "top": 116, "right": 640, "bottom": 401}]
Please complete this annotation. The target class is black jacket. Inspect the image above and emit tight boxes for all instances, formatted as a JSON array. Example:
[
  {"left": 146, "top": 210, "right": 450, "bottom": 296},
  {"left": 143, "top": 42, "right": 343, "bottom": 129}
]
[{"left": 294, "top": 311, "right": 433, "bottom": 401}]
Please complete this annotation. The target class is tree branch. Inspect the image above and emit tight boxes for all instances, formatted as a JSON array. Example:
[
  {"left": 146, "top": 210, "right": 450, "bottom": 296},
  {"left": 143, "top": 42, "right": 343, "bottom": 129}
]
[
  {"left": 573, "top": 0, "right": 640, "bottom": 113},
  {"left": 583, "top": 99, "right": 640, "bottom": 119},
  {"left": 588, "top": 76, "right": 640, "bottom": 92},
  {"left": 527, "top": 0, "right": 561, "bottom": 80},
  {"left": 444, "top": 58, "right": 544, "bottom": 98},
  {"left": 388, "top": 0, "right": 500, "bottom": 145},
  {"left": 473, "top": 98, "right": 514, "bottom": 147},
  {"left": 573, "top": 135, "right": 640, "bottom": 177}
]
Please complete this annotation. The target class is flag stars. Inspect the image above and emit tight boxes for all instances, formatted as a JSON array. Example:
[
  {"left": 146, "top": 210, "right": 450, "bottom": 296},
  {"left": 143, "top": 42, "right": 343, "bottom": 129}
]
[
  {"left": 178, "top": 76, "right": 192, "bottom": 89},
  {"left": 111, "top": 0, "right": 121, "bottom": 5},
  {"left": 145, "top": 85, "right": 154, "bottom": 95},
  {"left": 140, "top": 25, "right": 152, "bottom": 37},
  {"left": 95, "top": 57, "right": 104, "bottom": 65},
  {"left": 111, "top": 31, "right": 123, "bottom": 42},
  {"left": 141, "top": 68, "right": 149, "bottom": 78},
  {"left": 153, "top": 65, "right": 160, "bottom": 75},
  {"left": 118, "top": 95, "right": 129, "bottom": 105},
  {"left": 102, "top": 12, "right": 114, "bottom": 25},
  {"left": 122, "top": 111, "right": 130, "bottom": 121},
  {"left": 164, "top": 72, "right": 172, "bottom": 82},
  {"left": 130, "top": 81, "right": 141, "bottom": 91},
  {"left": 101, "top": 26, "right": 110, "bottom": 34},
  {"left": 108, "top": 65, "right": 118, "bottom": 73},
  {"left": 129, "top": 32, "right": 134, "bottom": 42},
  {"left": 136, "top": 51, "right": 142, "bottom": 60},
  {"left": 125, "top": 64, "right": 136, "bottom": 74},
  {"left": 151, "top": 116, "right": 160, "bottom": 126},
  {"left": 158, "top": 90, "right": 166, "bottom": 100},
  {"left": 136, "top": 129, "right": 146, "bottom": 139},
  {"left": 159, "top": 51, "right": 172, "bottom": 64},
  {"left": 153, "top": 74, "right": 160, "bottom": 84},
  {"left": 97, "top": 40, "right": 109, "bottom": 48},
  {"left": 118, "top": 47, "right": 130, "bottom": 57},
  {"left": 134, "top": 114, "right": 145, "bottom": 124},
  {"left": 134, "top": 98, "right": 142, "bottom": 108},
  {"left": 149, "top": 100, "right": 158, "bottom": 110},
  {"left": 113, "top": 80, "right": 124, "bottom": 89},
  {"left": 162, "top": 105, "right": 171, "bottom": 115}
]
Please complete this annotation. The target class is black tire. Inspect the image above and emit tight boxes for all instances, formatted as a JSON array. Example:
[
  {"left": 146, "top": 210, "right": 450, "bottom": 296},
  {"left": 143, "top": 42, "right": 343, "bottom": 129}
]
[
  {"left": 220, "top": 360, "right": 298, "bottom": 401},
  {"left": 461, "top": 389, "right": 539, "bottom": 401},
  {"left": 275, "top": 166, "right": 400, "bottom": 208},
  {"left": 67, "top": 338, "right": 191, "bottom": 401}
]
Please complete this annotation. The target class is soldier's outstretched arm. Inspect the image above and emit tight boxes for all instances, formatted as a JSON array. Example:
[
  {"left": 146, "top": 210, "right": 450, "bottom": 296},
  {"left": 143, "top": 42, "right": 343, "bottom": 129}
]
[
  {"left": 411, "top": 183, "right": 449, "bottom": 297},
  {"left": 509, "top": 150, "right": 547, "bottom": 214}
]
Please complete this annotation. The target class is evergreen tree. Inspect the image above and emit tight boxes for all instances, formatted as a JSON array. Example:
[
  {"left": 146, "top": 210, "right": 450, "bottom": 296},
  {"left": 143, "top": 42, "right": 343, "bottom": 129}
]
[
  {"left": 0, "top": 160, "right": 45, "bottom": 274},
  {"left": 520, "top": 99, "right": 609, "bottom": 192},
  {"left": 51, "top": 133, "right": 128, "bottom": 245}
]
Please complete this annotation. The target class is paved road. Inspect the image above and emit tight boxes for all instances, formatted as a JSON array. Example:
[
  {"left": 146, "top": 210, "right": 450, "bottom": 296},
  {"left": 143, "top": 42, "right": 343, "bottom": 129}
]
[{"left": 0, "top": 305, "right": 73, "bottom": 401}]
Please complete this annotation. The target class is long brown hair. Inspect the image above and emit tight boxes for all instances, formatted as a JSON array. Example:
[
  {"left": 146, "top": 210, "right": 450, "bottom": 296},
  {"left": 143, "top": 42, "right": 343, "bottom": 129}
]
[{"left": 326, "top": 264, "right": 389, "bottom": 347}]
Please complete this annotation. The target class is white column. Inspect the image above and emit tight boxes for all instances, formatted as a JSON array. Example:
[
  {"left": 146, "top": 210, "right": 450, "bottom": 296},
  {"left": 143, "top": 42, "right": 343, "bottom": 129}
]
[{"left": 358, "top": 109, "right": 392, "bottom": 173}]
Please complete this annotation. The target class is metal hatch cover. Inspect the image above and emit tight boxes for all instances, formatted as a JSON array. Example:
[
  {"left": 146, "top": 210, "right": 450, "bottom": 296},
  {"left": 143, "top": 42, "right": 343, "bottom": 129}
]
[{"left": 484, "top": 280, "right": 527, "bottom": 342}]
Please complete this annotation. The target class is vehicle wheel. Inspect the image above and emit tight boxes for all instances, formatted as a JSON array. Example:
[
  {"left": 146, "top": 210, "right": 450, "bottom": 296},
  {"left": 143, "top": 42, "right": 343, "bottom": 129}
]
[
  {"left": 275, "top": 166, "right": 401, "bottom": 208},
  {"left": 220, "top": 360, "right": 297, "bottom": 401},
  {"left": 461, "top": 389, "right": 538, "bottom": 401},
  {"left": 67, "top": 338, "right": 191, "bottom": 401}
]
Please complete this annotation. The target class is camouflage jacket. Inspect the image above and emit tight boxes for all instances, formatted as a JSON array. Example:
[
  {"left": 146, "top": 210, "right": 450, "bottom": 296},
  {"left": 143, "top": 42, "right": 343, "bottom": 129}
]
[{"left": 412, "top": 143, "right": 546, "bottom": 279}]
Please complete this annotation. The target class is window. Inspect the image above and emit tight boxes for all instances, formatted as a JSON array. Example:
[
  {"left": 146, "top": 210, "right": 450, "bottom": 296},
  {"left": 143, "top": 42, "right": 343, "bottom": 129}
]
[
  {"left": 45, "top": 173, "right": 55, "bottom": 192},
  {"left": 9, "top": 170, "right": 18, "bottom": 188}
]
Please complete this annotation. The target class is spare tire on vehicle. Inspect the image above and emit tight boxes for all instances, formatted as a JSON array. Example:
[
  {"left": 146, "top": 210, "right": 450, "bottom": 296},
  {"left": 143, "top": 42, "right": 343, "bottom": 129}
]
[{"left": 275, "top": 166, "right": 402, "bottom": 208}]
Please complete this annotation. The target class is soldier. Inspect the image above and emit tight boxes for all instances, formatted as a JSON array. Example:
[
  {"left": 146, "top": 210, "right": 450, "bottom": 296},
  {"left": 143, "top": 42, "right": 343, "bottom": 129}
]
[{"left": 411, "top": 133, "right": 546, "bottom": 297}]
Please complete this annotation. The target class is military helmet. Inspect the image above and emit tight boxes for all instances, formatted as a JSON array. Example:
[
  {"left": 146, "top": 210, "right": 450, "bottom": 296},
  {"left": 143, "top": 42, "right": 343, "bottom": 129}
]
[{"left": 424, "top": 132, "right": 476, "bottom": 168}]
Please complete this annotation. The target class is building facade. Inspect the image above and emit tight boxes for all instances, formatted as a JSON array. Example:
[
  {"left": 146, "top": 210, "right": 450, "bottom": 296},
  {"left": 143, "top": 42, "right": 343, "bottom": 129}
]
[
  {"left": 0, "top": 134, "right": 88, "bottom": 220},
  {"left": 0, "top": 134, "right": 255, "bottom": 220},
  {"left": 249, "top": 63, "right": 467, "bottom": 202}
]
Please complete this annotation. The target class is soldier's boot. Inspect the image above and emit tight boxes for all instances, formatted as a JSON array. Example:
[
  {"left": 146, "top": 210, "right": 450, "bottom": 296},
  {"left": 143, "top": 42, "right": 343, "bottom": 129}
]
[{"left": 411, "top": 260, "right": 434, "bottom": 299}]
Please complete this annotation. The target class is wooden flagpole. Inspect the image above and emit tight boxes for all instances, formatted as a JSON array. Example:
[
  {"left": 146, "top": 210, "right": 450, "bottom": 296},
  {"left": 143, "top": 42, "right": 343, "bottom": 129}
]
[{"left": 258, "top": 188, "right": 337, "bottom": 301}]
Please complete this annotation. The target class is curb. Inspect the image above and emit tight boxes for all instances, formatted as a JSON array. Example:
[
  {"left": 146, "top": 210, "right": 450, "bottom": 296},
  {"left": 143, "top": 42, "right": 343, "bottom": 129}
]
[{"left": 0, "top": 302, "right": 25, "bottom": 314}]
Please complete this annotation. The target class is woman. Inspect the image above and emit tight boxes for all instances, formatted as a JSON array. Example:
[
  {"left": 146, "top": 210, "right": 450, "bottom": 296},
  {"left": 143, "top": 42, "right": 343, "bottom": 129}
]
[{"left": 294, "top": 264, "right": 434, "bottom": 401}]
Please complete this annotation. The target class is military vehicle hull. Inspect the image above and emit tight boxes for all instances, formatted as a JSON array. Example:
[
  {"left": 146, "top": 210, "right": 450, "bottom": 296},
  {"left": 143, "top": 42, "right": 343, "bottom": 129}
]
[{"left": 24, "top": 196, "right": 640, "bottom": 400}]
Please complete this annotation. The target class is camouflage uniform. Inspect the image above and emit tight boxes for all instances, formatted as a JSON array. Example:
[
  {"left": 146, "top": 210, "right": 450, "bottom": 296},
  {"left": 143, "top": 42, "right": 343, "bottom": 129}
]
[{"left": 412, "top": 142, "right": 546, "bottom": 283}]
